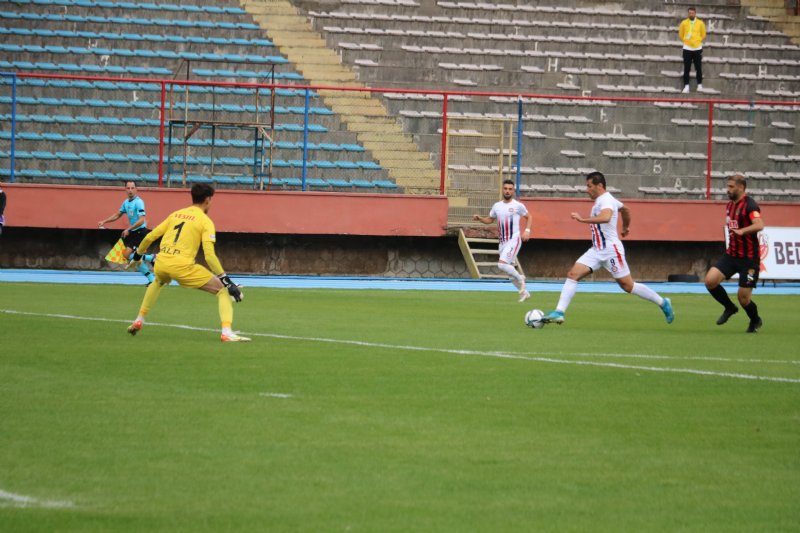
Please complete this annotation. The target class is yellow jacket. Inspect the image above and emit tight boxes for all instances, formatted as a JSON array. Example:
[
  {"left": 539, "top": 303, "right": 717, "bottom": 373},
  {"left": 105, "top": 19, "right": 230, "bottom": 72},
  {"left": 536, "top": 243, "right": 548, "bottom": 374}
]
[{"left": 679, "top": 18, "right": 706, "bottom": 49}]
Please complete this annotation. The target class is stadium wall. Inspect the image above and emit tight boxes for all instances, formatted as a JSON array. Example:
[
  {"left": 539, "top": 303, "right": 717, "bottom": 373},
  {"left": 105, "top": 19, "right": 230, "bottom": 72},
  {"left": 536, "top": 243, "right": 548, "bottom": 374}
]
[{"left": 1, "top": 183, "right": 798, "bottom": 280}]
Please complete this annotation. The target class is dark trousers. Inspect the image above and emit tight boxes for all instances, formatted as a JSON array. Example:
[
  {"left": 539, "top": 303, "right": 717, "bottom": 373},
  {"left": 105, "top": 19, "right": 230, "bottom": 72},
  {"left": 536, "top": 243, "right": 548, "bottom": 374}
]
[{"left": 683, "top": 49, "right": 703, "bottom": 85}]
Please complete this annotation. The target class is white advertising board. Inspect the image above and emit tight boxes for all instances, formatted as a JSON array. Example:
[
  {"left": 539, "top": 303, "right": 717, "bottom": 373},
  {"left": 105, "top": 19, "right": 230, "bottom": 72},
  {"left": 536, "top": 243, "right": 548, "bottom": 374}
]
[
  {"left": 759, "top": 227, "right": 800, "bottom": 280},
  {"left": 728, "top": 226, "right": 800, "bottom": 280}
]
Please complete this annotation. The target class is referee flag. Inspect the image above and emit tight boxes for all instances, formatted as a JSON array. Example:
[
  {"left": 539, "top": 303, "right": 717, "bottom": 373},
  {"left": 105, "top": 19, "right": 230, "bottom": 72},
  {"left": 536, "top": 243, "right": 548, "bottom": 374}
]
[{"left": 105, "top": 239, "right": 127, "bottom": 264}]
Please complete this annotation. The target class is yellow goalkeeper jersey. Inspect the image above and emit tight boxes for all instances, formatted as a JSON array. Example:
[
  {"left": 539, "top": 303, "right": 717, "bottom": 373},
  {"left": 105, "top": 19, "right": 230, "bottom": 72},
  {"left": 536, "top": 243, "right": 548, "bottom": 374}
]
[{"left": 137, "top": 205, "right": 224, "bottom": 274}]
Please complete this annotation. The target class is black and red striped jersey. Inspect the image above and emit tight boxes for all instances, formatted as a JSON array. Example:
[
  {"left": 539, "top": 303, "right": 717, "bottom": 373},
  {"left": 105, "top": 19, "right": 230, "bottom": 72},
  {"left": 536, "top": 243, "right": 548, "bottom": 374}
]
[{"left": 725, "top": 195, "right": 762, "bottom": 259}]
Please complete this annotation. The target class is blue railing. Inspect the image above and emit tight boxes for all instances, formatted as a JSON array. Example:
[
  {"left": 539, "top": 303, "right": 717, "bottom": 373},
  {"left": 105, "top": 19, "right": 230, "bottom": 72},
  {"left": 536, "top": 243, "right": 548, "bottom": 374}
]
[{"left": 0, "top": 72, "right": 16, "bottom": 183}]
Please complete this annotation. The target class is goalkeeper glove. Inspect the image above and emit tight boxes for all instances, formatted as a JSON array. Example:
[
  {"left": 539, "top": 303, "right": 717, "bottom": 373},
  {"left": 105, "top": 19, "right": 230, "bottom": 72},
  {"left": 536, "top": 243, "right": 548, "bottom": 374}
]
[{"left": 218, "top": 274, "right": 243, "bottom": 302}]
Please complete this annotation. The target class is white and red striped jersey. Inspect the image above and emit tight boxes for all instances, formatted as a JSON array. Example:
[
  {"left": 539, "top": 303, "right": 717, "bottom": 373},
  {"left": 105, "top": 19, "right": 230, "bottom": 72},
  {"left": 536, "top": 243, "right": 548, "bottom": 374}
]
[
  {"left": 589, "top": 192, "right": 624, "bottom": 250},
  {"left": 489, "top": 199, "right": 528, "bottom": 244}
]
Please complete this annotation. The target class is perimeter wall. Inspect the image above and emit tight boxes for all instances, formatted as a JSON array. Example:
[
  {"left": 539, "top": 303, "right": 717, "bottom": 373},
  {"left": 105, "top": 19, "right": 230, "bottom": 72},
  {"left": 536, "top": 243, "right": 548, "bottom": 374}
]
[{"left": 1, "top": 183, "right": 798, "bottom": 281}]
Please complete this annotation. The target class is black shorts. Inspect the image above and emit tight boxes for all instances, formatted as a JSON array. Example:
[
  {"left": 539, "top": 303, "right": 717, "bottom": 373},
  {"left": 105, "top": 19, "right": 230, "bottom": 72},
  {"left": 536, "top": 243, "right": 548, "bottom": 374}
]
[
  {"left": 122, "top": 228, "right": 150, "bottom": 250},
  {"left": 714, "top": 254, "right": 760, "bottom": 288}
]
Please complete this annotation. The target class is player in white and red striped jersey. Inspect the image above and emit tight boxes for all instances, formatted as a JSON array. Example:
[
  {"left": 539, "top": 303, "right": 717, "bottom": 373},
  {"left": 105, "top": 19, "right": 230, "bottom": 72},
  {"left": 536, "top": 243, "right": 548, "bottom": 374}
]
[
  {"left": 473, "top": 179, "right": 532, "bottom": 302},
  {"left": 543, "top": 171, "right": 674, "bottom": 325}
]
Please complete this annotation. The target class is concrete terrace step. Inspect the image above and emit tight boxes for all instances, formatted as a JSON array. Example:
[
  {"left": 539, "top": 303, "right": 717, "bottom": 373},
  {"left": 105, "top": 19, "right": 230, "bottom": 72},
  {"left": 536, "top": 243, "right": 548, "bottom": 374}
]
[{"left": 240, "top": 0, "right": 443, "bottom": 192}]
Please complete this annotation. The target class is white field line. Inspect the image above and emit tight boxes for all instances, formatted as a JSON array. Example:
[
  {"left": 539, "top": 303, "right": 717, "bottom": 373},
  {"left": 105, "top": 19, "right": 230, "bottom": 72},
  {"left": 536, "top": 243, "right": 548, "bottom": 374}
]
[
  {"left": 0, "top": 489, "right": 74, "bottom": 509},
  {"left": 500, "top": 350, "right": 800, "bottom": 366},
  {"left": 2, "top": 309, "right": 800, "bottom": 384},
  {"left": 259, "top": 392, "right": 293, "bottom": 398}
]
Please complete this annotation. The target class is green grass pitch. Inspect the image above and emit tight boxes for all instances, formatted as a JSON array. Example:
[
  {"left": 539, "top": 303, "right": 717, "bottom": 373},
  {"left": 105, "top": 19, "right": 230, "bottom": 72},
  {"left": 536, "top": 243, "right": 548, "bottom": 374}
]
[{"left": 1, "top": 283, "right": 798, "bottom": 531}]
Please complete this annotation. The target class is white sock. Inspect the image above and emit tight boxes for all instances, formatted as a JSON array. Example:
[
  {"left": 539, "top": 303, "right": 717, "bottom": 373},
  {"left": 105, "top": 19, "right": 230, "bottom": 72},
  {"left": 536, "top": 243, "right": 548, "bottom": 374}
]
[
  {"left": 136, "top": 315, "right": 145, "bottom": 323},
  {"left": 631, "top": 282, "right": 664, "bottom": 306},
  {"left": 556, "top": 278, "right": 578, "bottom": 313},
  {"left": 497, "top": 262, "right": 524, "bottom": 289},
  {"left": 222, "top": 327, "right": 233, "bottom": 336}
]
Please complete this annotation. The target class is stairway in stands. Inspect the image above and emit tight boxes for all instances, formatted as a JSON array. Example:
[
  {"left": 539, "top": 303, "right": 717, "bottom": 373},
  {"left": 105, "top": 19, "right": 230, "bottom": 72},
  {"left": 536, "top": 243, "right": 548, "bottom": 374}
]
[
  {"left": 741, "top": 0, "right": 800, "bottom": 44},
  {"left": 241, "top": 0, "right": 441, "bottom": 194}
]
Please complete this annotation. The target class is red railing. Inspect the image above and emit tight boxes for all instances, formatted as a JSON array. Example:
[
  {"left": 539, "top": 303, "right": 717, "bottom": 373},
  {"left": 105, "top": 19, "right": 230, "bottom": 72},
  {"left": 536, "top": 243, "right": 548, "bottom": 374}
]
[{"left": 3, "top": 72, "right": 800, "bottom": 199}]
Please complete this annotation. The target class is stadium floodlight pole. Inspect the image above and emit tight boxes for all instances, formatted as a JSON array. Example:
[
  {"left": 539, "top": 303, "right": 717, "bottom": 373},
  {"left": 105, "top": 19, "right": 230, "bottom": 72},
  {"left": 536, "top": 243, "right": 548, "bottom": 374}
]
[
  {"left": 158, "top": 81, "right": 167, "bottom": 188},
  {"left": 515, "top": 95, "right": 523, "bottom": 195},
  {"left": 302, "top": 88, "right": 310, "bottom": 192},
  {"left": 706, "top": 102, "right": 714, "bottom": 200},
  {"left": 439, "top": 93, "right": 449, "bottom": 195}
]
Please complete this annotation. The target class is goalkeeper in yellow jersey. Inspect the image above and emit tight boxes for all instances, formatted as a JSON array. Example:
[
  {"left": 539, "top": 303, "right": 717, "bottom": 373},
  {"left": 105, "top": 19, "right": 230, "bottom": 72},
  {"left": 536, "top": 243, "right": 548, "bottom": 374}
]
[{"left": 126, "top": 183, "right": 250, "bottom": 342}]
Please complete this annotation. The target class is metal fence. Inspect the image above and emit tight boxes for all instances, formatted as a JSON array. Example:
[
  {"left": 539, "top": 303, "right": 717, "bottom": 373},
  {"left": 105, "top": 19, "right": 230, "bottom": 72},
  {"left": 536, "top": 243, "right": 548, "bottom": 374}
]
[{"left": 1, "top": 72, "right": 798, "bottom": 216}]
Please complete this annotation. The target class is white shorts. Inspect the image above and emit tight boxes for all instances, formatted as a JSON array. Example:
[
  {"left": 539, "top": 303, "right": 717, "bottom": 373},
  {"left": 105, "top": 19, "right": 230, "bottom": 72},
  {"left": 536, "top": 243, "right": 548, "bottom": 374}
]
[
  {"left": 499, "top": 236, "right": 523, "bottom": 264},
  {"left": 577, "top": 244, "right": 631, "bottom": 279}
]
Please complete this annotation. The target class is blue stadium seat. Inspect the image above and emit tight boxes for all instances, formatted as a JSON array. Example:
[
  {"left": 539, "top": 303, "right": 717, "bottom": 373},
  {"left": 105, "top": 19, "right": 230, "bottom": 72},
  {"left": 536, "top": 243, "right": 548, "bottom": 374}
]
[
  {"left": 19, "top": 169, "right": 46, "bottom": 179},
  {"left": 103, "top": 153, "right": 129, "bottom": 163},
  {"left": 93, "top": 171, "right": 118, "bottom": 181},
  {"left": 110, "top": 48, "right": 135, "bottom": 57},
  {"left": 316, "top": 143, "right": 342, "bottom": 152},
  {"left": 340, "top": 144, "right": 366, "bottom": 152},
  {"left": 282, "top": 178, "right": 303, "bottom": 187},
  {"left": 350, "top": 180, "right": 377, "bottom": 189},
  {"left": 373, "top": 180, "right": 399, "bottom": 190},
  {"left": 55, "top": 151, "right": 80, "bottom": 161},
  {"left": 327, "top": 178, "right": 352, "bottom": 188},
  {"left": 306, "top": 178, "right": 329, "bottom": 188},
  {"left": 132, "top": 49, "right": 159, "bottom": 58},
  {"left": 105, "top": 100, "right": 129, "bottom": 109},
  {"left": 121, "top": 117, "right": 149, "bottom": 126},
  {"left": 19, "top": 132, "right": 44, "bottom": 141},
  {"left": 212, "top": 175, "right": 236, "bottom": 185},
  {"left": 45, "top": 169, "right": 70, "bottom": 180},
  {"left": 216, "top": 157, "right": 245, "bottom": 166},
  {"left": 128, "top": 154, "right": 151, "bottom": 163},
  {"left": 69, "top": 171, "right": 94, "bottom": 181}
]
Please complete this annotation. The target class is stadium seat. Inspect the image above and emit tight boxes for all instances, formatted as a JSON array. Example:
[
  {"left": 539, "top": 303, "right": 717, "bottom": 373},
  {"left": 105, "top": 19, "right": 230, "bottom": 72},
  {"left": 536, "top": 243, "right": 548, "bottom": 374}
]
[
  {"left": 327, "top": 178, "right": 351, "bottom": 188},
  {"left": 373, "top": 180, "right": 399, "bottom": 190},
  {"left": 350, "top": 179, "right": 377, "bottom": 189}
]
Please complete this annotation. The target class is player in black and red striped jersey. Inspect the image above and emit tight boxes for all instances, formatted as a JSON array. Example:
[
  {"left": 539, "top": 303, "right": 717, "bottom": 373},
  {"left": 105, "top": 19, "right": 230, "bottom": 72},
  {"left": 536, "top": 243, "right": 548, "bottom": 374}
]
[{"left": 704, "top": 174, "right": 765, "bottom": 333}]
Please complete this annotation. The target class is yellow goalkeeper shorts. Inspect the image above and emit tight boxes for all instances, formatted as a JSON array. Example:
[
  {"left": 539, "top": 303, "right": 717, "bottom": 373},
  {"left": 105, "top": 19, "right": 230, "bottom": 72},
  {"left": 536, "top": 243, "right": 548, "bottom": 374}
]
[{"left": 155, "top": 262, "right": 215, "bottom": 289}]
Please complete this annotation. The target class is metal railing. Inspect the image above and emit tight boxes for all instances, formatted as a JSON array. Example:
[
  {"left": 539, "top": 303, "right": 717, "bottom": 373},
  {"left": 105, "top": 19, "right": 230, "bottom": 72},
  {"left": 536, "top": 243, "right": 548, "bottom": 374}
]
[{"left": 1, "top": 72, "right": 799, "bottom": 201}]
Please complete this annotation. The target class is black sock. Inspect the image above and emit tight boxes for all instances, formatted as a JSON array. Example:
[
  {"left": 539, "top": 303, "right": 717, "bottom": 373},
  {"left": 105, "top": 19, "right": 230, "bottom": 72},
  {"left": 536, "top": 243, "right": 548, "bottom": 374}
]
[
  {"left": 743, "top": 301, "right": 759, "bottom": 321},
  {"left": 708, "top": 285, "right": 736, "bottom": 311}
]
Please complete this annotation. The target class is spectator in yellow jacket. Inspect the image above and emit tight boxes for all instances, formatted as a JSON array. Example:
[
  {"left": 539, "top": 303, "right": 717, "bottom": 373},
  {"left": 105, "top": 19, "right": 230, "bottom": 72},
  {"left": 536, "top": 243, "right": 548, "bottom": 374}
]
[{"left": 679, "top": 7, "right": 706, "bottom": 93}]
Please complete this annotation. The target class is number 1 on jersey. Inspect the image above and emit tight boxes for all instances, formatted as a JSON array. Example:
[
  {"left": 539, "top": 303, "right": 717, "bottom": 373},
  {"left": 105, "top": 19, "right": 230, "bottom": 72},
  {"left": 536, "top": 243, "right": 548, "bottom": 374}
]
[{"left": 173, "top": 221, "right": 185, "bottom": 244}]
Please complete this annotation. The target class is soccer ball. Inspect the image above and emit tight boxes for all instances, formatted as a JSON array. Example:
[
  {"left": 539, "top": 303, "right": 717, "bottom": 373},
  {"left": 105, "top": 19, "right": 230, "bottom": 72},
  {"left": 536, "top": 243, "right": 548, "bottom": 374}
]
[{"left": 524, "top": 309, "right": 545, "bottom": 329}]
